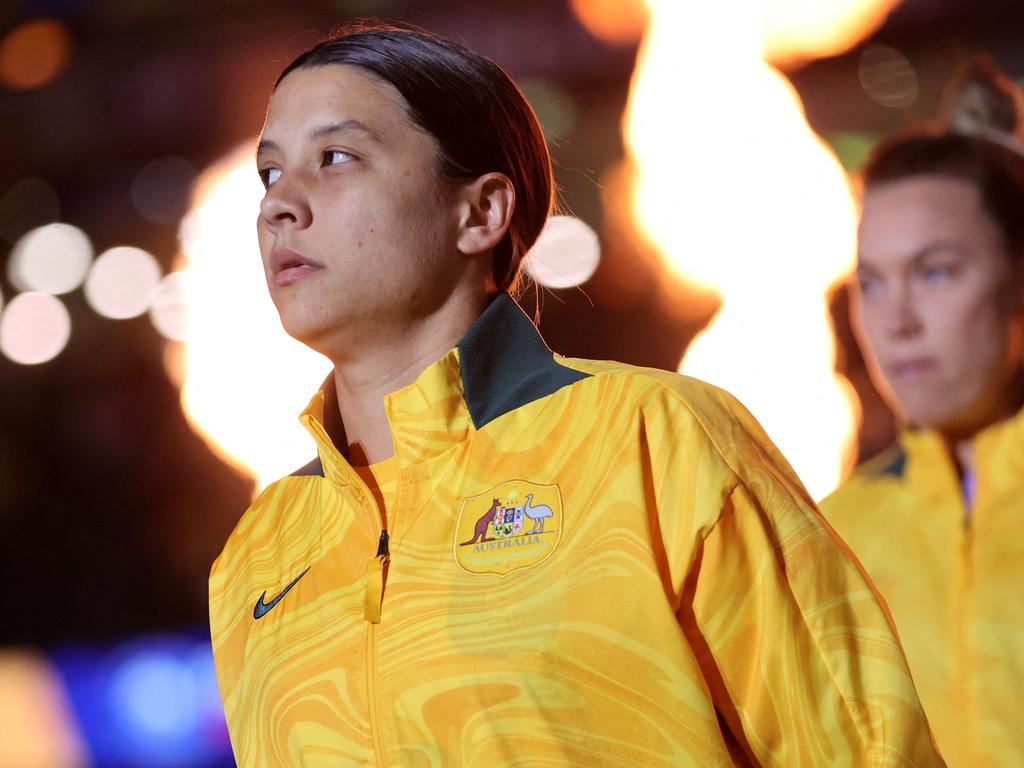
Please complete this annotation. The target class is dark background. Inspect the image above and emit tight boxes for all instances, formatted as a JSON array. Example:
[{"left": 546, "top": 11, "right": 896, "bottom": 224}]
[{"left": 1, "top": 0, "right": 1021, "bottom": 651}]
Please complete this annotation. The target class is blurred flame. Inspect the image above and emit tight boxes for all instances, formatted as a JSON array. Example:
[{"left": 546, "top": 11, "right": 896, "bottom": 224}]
[
  {"left": 625, "top": 0, "right": 896, "bottom": 499},
  {"left": 759, "top": 0, "right": 901, "bottom": 66},
  {"left": 175, "top": 142, "right": 330, "bottom": 493},
  {"left": 570, "top": 0, "right": 898, "bottom": 66},
  {"left": 570, "top": 0, "right": 649, "bottom": 46}
]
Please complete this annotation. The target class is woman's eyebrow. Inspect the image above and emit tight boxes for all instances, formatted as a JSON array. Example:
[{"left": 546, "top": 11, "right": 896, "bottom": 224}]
[
  {"left": 309, "top": 119, "right": 382, "bottom": 144},
  {"left": 909, "top": 240, "right": 968, "bottom": 266},
  {"left": 855, "top": 260, "right": 882, "bottom": 277},
  {"left": 257, "top": 120, "right": 383, "bottom": 159}
]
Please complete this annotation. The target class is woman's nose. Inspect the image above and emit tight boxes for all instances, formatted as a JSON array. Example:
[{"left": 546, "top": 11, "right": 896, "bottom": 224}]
[
  {"left": 259, "top": 175, "right": 312, "bottom": 231},
  {"left": 885, "top": 287, "right": 924, "bottom": 339}
]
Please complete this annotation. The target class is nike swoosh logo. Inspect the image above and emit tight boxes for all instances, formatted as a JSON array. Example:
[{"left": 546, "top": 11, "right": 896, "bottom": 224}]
[{"left": 253, "top": 567, "right": 310, "bottom": 620}]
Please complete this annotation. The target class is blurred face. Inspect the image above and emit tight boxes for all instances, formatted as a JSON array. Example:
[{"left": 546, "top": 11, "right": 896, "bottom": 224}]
[
  {"left": 256, "top": 65, "right": 465, "bottom": 353},
  {"left": 854, "top": 175, "right": 1024, "bottom": 435}
]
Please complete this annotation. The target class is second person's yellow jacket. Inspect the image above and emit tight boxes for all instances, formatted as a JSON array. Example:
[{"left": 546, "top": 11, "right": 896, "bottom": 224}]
[{"left": 823, "top": 409, "right": 1024, "bottom": 767}]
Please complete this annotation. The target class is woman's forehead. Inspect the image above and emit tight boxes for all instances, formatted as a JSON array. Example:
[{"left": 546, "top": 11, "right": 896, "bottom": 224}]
[
  {"left": 863, "top": 175, "right": 982, "bottom": 213},
  {"left": 860, "top": 177, "right": 987, "bottom": 241},
  {"left": 263, "top": 65, "right": 411, "bottom": 141},
  {"left": 857, "top": 177, "right": 995, "bottom": 264}
]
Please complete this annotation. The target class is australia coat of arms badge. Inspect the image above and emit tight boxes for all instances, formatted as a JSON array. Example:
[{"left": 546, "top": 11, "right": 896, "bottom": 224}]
[{"left": 453, "top": 480, "right": 562, "bottom": 576}]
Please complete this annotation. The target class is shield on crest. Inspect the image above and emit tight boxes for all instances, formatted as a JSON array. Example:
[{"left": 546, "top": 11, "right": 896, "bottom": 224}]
[{"left": 493, "top": 506, "right": 525, "bottom": 538}]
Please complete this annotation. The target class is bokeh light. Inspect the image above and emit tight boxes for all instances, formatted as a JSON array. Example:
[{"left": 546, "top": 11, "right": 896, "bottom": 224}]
[
  {"left": 84, "top": 246, "right": 163, "bottom": 319},
  {"left": 570, "top": 0, "right": 649, "bottom": 46},
  {"left": 859, "top": 43, "right": 919, "bottom": 108},
  {"left": 520, "top": 79, "right": 580, "bottom": 141},
  {"left": 150, "top": 271, "right": 192, "bottom": 343},
  {"left": 0, "top": 651, "right": 86, "bottom": 768},
  {"left": 177, "top": 141, "right": 331, "bottom": 490},
  {"left": 0, "top": 177, "right": 61, "bottom": 244},
  {"left": 0, "top": 19, "right": 71, "bottom": 90},
  {"left": 131, "top": 157, "right": 199, "bottom": 226},
  {"left": 828, "top": 130, "right": 878, "bottom": 171},
  {"left": 0, "top": 292, "right": 72, "bottom": 365},
  {"left": 111, "top": 651, "right": 202, "bottom": 741},
  {"left": 759, "top": 0, "right": 902, "bottom": 66},
  {"left": 53, "top": 633, "right": 231, "bottom": 765},
  {"left": 626, "top": 0, "right": 872, "bottom": 499},
  {"left": 8, "top": 222, "right": 93, "bottom": 295},
  {"left": 525, "top": 215, "right": 601, "bottom": 289}
]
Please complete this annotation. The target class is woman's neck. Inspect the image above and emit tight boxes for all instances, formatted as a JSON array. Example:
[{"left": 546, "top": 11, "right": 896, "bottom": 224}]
[
  {"left": 941, "top": 375, "right": 1024, "bottom": 512},
  {"left": 950, "top": 438, "right": 975, "bottom": 478},
  {"left": 325, "top": 293, "right": 490, "bottom": 465},
  {"left": 935, "top": 367, "right": 1024, "bottom": 450}
]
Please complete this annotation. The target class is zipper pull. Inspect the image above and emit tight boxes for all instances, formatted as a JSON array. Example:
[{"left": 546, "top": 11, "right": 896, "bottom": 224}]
[{"left": 363, "top": 530, "right": 390, "bottom": 624}]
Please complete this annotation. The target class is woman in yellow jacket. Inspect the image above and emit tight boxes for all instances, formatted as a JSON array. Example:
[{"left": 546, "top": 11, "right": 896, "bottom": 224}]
[
  {"left": 209, "top": 23, "right": 941, "bottom": 766},
  {"left": 821, "top": 62, "right": 1024, "bottom": 767}
]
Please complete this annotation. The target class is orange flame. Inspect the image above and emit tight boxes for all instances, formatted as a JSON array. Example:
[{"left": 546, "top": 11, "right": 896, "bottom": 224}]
[
  {"left": 570, "top": 0, "right": 648, "bottom": 46},
  {"left": 625, "top": 0, "right": 898, "bottom": 499},
  {"left": 759, "top": 0, "right": 900, "bottom": 67},
  {"left": 174, "top": 143, "right": 331, "bottom": 493},
  {"left": 570, "top": 0, "right": 898, "bottom": 65}
]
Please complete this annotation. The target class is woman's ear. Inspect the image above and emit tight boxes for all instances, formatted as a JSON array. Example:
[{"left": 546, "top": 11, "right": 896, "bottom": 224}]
[{"left": 455, "top": 172, "right": 515, "bottom": 255}]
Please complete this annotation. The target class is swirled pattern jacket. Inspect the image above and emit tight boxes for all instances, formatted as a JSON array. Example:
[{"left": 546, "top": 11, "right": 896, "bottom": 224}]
[
  {"left": 210, "top": 294, "right": 943, "bottom": 767},
  {"left": 823, "top": 412, "right": 1024, "bottom": 768}
]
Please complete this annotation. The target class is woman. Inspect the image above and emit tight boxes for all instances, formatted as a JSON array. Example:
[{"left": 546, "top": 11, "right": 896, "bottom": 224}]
[
  {"left": 209, "top": 24, "right": 941, "bottom": 766},
  {"left": 821, "top": 61, "right": 1024, "bottom": 767}
]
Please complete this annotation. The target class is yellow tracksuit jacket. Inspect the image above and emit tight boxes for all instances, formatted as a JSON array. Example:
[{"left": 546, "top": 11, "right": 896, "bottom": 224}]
[
  {"left": 210, "top": 294, "right": 942, "bottom": 767},
  {"left": 821, "top": 409, "right": 1024, "bottom": 767}
]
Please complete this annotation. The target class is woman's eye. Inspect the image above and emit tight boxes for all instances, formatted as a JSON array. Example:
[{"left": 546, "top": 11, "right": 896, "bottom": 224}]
[
  {"left": 857, "top": 276, "right": 882, "bottom": 297},
  {"left": 921, "top": 264, "right": 954, "bottom": 283},
  {"left": 322, "top": 150, "right": 355, "bottom": 167},
  {"left": 259, "top": 167, "right": 281, "bottom": 188}
]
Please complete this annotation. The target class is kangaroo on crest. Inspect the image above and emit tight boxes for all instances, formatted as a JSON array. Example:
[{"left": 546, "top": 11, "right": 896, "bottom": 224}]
[{"left": 461, "top": 498, "right": 501, "bottom": 546}]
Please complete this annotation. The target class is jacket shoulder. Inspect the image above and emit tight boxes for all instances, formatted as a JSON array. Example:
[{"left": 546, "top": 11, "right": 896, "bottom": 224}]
[
  {"left": 819, "top": 443, "right": 906, "bottom": 521},
  {"left": 560, "top": 356, "right": 748, "bottom": 418},
  {"left": 210, "top": 472, "right": 320, "bottom": 582},
  {"left": 559, "top": 357, "right": 804, "bottom": 491}
]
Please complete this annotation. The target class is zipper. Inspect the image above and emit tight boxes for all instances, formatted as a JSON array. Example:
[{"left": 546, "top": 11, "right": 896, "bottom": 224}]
[
  {"left": 955, "top": 520, "right": 975, "bottom": 762},
  {"left": 361, "top": 463, "right": 397, "bottom": 625},
  {"left": 366, "top": 620, "right": 387, "bottom": 766},
  {"left": 360, "top": 452, "right": 401, "bottom": 766},
  {"left": 365, "top": 530, "right": 390, "bottom": 765},
  {"left": 364, "top": 530, "right": 390, "bottom": 623}
]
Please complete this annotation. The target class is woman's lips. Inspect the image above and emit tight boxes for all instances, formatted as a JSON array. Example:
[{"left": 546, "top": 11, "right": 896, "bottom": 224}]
[
  {"left": 888, "top": 357, "right": 938, "bottom": 379},
  {"left": 275, "top": 263, "right": 322, "bottom": 286},
  {"left": 271, "top": 248, "right": 323, "bottom": 286}
]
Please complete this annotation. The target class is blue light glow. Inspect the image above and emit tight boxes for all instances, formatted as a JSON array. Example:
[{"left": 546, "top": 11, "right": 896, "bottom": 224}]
[{"left": 52, "top": 629, "right": 232, "bottom": 767}]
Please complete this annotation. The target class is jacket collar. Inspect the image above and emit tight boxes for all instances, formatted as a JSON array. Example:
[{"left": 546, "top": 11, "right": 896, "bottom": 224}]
[
  {"left": 896, "top": 405, "right": 1024, "bottom": 507},
  {"left": 296, "top": 293, "right": 588, "bottom": 486}
]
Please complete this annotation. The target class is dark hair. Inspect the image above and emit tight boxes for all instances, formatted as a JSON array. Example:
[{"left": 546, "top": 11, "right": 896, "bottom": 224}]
[
  {"left": 863, "top": 133, "right": 1024, "bottom": 259},
  {"left": 862, "top": 59, "right": 1024, "bottom": 260},
  {"left": 277, "top": 23, "right": 554, "bottom": 294}
]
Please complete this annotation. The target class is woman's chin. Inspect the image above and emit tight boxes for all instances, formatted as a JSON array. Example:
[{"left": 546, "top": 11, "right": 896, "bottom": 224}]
[{"left": 277, "top": 313, "right": 332, "bottom": 350}]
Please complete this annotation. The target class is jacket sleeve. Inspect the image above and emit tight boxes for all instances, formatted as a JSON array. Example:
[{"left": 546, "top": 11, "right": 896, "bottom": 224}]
[{"left": 676, "top": 457, "right": 945, "bottom": 767}]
